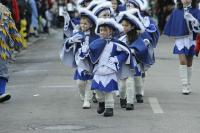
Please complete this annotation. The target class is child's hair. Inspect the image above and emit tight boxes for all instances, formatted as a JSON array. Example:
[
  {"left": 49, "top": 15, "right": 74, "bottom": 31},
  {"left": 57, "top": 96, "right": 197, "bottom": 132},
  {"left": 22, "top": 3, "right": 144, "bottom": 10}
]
[
  {"left": 176, "top": 0, "right": 198, "bottom": 9},
  {"left": 80, "top": 16, "right": 96, "bottom": 35},
  {"left": 127, "top": 28, "right": 138, "bottom": 44}
]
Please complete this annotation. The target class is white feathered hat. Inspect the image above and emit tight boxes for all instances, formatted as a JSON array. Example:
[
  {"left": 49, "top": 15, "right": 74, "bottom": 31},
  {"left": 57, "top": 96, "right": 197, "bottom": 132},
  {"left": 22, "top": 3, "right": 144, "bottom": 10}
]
[
  {"left": 117, "top": 9, "right": 145, "bottom": 32},
  {"left": 95, "top": 18, "right": 124, "bottom": 35},
  {"left": 78, "top": 8, "right": 97, "bottom": 25},
  {"left": 127, "top": 0, "right": 148, "bottom": 11},
  {"left": 86, "top": 0, "right": 106, "bottom": 11},
  {"left": 92, "top": 1, "right": 114, "bottom": 16},
  {"left": 173, "top": 0, "right": 177, "bottom": 4}
]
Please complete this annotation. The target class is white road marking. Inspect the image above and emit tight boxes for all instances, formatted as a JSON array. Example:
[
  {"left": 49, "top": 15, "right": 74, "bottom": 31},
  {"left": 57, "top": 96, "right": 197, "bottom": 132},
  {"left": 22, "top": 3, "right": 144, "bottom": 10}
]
[
  {"left": 40, "top": 85, "right": 76, "bottom": 88},
  {"left": 33, "top": 94, "right": 40, "bottom": 97},
  {"left": 7, "top": 85, "right": 76, "bottom": 88},
  {"left": 148, "top": 97, "right": 164, "bottom": 114}
]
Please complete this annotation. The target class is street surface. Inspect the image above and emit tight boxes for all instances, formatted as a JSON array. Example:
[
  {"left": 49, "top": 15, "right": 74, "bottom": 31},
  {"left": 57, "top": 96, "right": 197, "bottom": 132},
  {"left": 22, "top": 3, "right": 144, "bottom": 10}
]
[{"left": 0, "top": 29, "right": 200, "bottom": 133}]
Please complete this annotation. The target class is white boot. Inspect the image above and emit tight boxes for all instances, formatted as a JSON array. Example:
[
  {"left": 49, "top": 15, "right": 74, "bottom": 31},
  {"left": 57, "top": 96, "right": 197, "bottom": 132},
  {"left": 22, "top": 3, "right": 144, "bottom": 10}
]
[
  {"left": 126, "top": 77, "right": 135, "bottom": 104},
  {"left": 77, "top": 80, "right": 86, "bottom": 101},
  {"left": 179, "top": 65, "right": 189, "bottom": 95},
  {"left": 134, "top": 76, "right": 144, "bottom": 96},
  {"left": 187, "top": 67, "right": 192, "bottom": 93},
  {"left": 125, "top": 77, "right": 135, "bottom": 110},
  {"left": 134, "top": 76, "right": 144, "bottom": 103},
  {"left": 83, "top": 80, "right": 92, "bottom": 109},
  {"left": 119, "top": 79, "right": 127, "bottom": 99}
]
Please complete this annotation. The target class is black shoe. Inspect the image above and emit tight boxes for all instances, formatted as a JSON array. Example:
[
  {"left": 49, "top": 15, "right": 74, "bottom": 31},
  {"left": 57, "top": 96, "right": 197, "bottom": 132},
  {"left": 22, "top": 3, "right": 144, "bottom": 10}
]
[
  {"left": 92, "top": 93, "right": 98, "bottom": 103},
  {"left": 104, "top": 108, "right": 113, "bottom": 117},
  {"left": 120, "top": 98, "right": 127, "bottom": 108},
  {"left": 97, "top": 102, "right": 105, "bottom": 114},
  {"left": 126, "top": 103, "right": 134, "bottom": 110},
  {"left": 0, "top": 94, "right": 11, "bottom": 103},
  {"left": 136, "top": 94, "right": 143, "bottom": 103}
]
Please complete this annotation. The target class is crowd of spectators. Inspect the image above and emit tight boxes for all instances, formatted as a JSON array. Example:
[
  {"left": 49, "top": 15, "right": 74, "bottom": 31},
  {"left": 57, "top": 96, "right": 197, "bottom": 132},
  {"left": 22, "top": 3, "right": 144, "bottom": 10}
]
[{"left": 0, "top": 0, "right": 56, "bottom": 40}]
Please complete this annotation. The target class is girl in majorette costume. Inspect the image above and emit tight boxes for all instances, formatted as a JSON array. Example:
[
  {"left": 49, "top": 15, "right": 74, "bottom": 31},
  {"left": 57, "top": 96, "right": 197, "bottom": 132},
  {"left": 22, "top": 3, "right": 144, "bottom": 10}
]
[
  {"left": 61, "top": 8, "right": 99, "bottom": 108},
  {"left": 92, "top": 1, "right": 114, "bottom": 19},
  {"left": 164, "top": 0, "right": 200, "bottom": 95},
  {"left": 91, "top": 1, "right": 125, "bottom": 97},
  {"left": 107, "top": 0, "right": 126, "bottom": 17},
  {"left": 117, "top": 10, "right": 155, "bottom": 110},
  {"left": 63, "top": 0, "right": 94, "bottom": 39},
  {"left": 0, "top": 3, "right": 23, "bottom": 102},
  {"left": 87, "top": 0, "right": 115, "bottom": 102},
  {"left": 124, "top": 0, "right": 160, "bottom": 103},
  {"left": 85, "top": 18, "right": 130, "bottom": 116}
]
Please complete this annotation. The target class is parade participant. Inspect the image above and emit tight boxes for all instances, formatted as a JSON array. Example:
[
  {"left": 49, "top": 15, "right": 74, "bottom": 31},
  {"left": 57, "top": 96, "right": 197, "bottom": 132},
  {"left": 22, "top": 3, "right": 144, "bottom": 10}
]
[
  {"left": 87, "top": 18, "right": 129, "bottom": 116},
  {"left": 125, "top": 1, "right": 160, "bottom": 102},
  {"left": 108, "top": 0, "right": 126, "bottom": 17},
  {"left": 92, "top": 1, "right": 113, "bottom": 18},
  {"left": 126, "top": 0, "right": 148, "bottom": 11},
  {"left": 164, "top": 0, "right": 200, "bottom": 95},
  {"left": 0, "top": 3, "right": 23, "bottom": 102},
  {"left": 118, "top": 10, "right": 154, "bottom": 109},
  {"left": 91, "top": 1, "right": 123, "bottom": 98},
  {"left": 62, "top": 8, "right": 98, "bottom": 108}
]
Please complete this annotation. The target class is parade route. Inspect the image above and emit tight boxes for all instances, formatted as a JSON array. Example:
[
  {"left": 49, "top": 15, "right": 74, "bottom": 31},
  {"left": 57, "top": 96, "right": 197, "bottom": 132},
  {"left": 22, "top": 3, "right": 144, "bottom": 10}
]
[{"left": 0, "top": 30, "right": 200, "bottom": 133}]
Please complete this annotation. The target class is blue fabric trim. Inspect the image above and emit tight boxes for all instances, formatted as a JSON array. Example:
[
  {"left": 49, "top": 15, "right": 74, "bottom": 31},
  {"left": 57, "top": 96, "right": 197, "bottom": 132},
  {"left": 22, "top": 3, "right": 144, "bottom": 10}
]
[
  {"left": 91, "top": 79, "right": 118, "bottom": 92},
  {"left": 163, "top": 9, "right": 190, "bottom": 37},
  {"left": 74, "top": 69, "right": 93, "bottom": 80},
  {"left": 0, "top": 78, "right": 6, "bottom": 95},
  {"left": 173, "top": 45, "right": 195, "bottom": 55}
]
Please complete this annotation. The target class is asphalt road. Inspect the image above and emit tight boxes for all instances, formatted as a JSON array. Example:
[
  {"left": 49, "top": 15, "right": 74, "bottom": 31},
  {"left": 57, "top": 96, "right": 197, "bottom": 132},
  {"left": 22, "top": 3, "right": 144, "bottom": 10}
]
[{"left": 0, "top": 29, "right": 200, "bottom": 133}]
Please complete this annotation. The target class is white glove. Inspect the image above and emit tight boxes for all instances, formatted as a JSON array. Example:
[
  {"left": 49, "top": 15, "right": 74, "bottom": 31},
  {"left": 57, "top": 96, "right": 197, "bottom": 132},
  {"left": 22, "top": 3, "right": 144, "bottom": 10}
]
[
  {"left": 63, "top": 11, "right": 71, "bottom": 25},
  {"left": 68, "top": 34, "right": 83, "bottom": 43},
  {"left": 143, "top": 39, "right": 150, "bottom": 46},
  {"left": 81, "top": 44, "right": 89, "bottom": 53},
  {"left": 143, "top": 16, "right": 150, "bottom": 28},
  {"left": 184, "top": 12, "right": 199, "bottom": 26},
  {"left": 109, "top": 56, "right": 118, "bottom": 64}
]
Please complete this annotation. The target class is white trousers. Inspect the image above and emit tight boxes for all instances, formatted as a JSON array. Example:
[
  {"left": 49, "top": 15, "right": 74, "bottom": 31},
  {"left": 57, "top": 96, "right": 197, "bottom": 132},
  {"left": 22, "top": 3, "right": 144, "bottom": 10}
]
[{"left": 96, "top": 90, "right": 114, "bottom": 108}]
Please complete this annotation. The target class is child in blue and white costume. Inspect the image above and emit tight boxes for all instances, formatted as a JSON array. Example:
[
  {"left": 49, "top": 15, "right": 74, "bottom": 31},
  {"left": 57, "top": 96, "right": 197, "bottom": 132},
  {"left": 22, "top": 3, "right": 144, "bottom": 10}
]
[
  {"left": 62, "top": 8, "right": 99, "bottom": 108},
  {"left": 91, "top": 1, "right": 114, "bottom": 18},
  {"left": 164, "top": 0, "right": 200, "bottom": 95},
  {"left": 107, "top": 0, "right": 126, "bottom": 17},
  {"left": 125, "top": 0, "right": 160, "bottom": 103},
  {"left": 117, "top": 9, "right": 155, "bottom": 110},
  {"left": 62, "top": 0, "right": 94, "bottom": 39},
  {"left": 86, "top": 18, "right": 130, "bottom": 117}
]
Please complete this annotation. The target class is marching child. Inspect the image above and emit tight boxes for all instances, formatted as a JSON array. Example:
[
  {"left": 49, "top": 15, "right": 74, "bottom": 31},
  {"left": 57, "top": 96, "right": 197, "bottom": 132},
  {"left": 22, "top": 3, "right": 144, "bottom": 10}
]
[
  {"left": 118, "top": 9, "right": 154, "bottom": 109},
  {"left": 125, "top": 0, "right": 160, "bottom": 102},
  {"left": 62, "top": 8, "right": 98, "bottom": 108},
  {"left": 163, "top": 0, "right": 200, "bottom": 95},
  {"left": 86, "top": 18, "right": 129, "bottom": 116}
]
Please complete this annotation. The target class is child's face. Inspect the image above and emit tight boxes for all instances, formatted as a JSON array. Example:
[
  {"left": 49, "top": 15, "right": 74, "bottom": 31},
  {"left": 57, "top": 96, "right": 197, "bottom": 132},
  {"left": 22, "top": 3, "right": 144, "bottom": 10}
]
[
  {"left": 98, "top": 10, "right": 111, "bottom": 18},
  {"left": 80, "top": 17, "right": 92, "bottom": 32},
  {"left": 126, "top": 2, "right": 136, "bottom": 10},
  {"left": 121, "top": 20, "right": 133, "bottom": 33},
  {"left": 181, "top": 0, "right": 192, "bottom": 7},
  {"left": 99, "top": 26, "right": 113, "bottom": 39},
  {"left": 111, "top": 0, "right": 118, "bottom": 11}
]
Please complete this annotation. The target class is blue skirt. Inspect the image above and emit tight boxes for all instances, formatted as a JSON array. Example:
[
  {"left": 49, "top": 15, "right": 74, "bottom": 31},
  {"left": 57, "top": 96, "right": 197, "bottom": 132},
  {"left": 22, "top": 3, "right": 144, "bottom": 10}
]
[
  {"left": 173, "top": 45, "right": 195, "bottom": 55},
  {"left": 91, "top": 73, "right": 118, "bottom": 92},
  {"left": 74, "top": 69, "right": 93, "bottom": 80}
]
